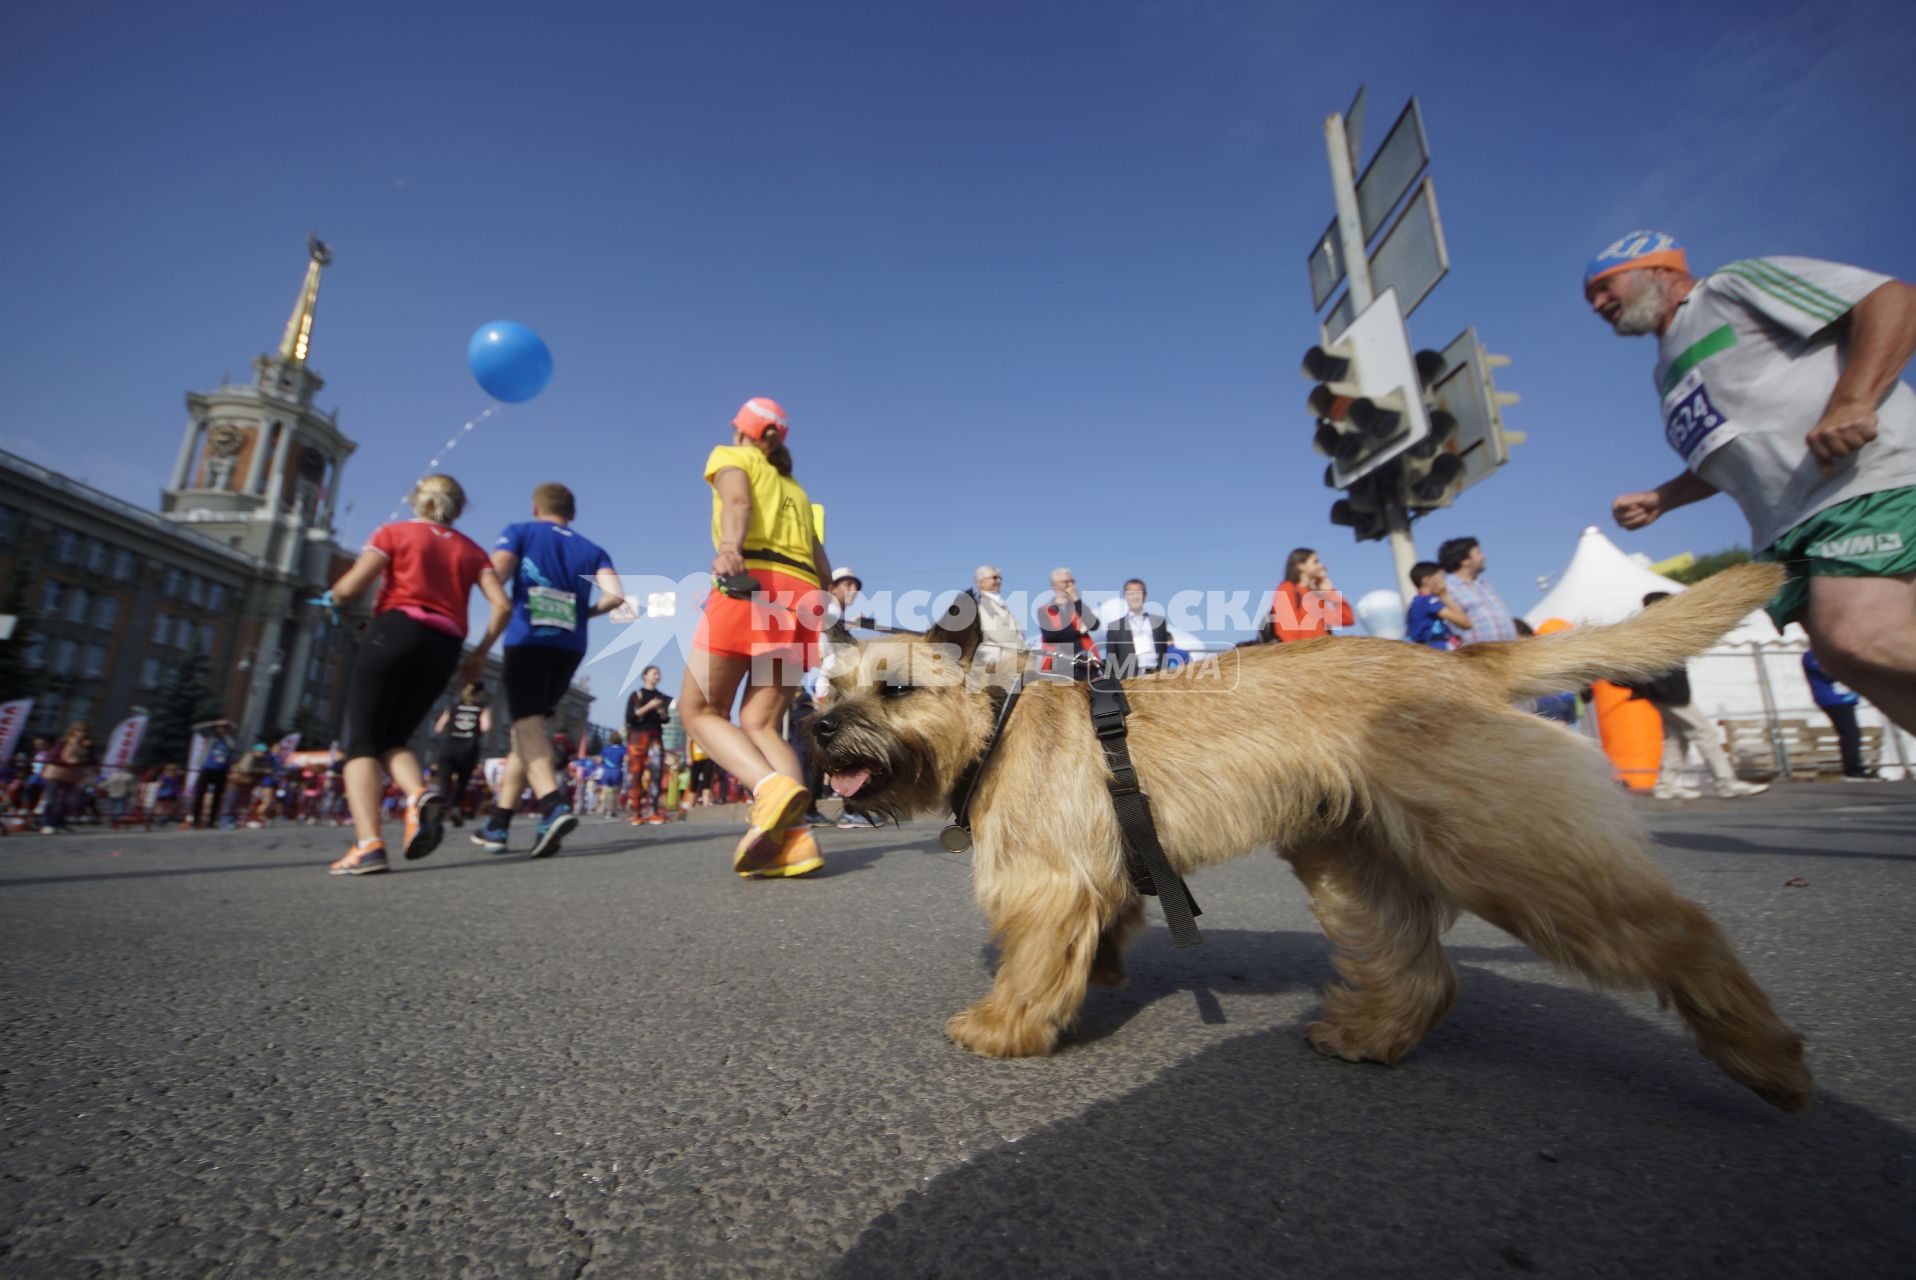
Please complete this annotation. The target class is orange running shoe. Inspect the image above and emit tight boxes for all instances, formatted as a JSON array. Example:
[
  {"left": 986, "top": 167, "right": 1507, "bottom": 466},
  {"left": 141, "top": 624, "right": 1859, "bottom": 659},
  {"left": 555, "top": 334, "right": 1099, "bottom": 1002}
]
[
  {"left": 329, "top": 840, "right": 390, "bottom": 876},
  {"left": 735, "top": 825, "right": 824, "bottom": 879},
  {"left": 747, "top": 773, "right": 810, "bottom": 837}
]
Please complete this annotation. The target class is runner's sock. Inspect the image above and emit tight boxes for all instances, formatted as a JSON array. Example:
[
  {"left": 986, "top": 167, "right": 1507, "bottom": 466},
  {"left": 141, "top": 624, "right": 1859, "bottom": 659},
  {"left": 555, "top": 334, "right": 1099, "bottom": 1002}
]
[
  {"left": 538, "top": 789, "right": 566, "bottom": 818},
  {"left": 751, "top": 772, "right": 778, "bottom": 794},
  {"left": 491, "top": 806, "right": 515, "bottom": 829}
]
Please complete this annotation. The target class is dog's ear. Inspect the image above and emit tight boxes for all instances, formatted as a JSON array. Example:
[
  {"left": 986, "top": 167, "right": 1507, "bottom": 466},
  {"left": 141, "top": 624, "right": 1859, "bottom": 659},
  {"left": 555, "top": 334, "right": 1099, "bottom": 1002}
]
[
  {"left": 925, "top": 594, "right": 982, "bottom": 666},
  {"left": 819, "top": 618, "right": 861, "bottom": 678}
]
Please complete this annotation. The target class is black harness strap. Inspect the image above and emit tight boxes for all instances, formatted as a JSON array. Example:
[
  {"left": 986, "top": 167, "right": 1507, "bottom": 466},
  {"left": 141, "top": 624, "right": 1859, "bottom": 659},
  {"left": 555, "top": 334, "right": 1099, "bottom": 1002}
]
[
  {"left": 1087, "top": 674, "right": 1203, "bottom": 948},
  {"left": 940, "top": 680, "right": 1024, "bottom": 855}
]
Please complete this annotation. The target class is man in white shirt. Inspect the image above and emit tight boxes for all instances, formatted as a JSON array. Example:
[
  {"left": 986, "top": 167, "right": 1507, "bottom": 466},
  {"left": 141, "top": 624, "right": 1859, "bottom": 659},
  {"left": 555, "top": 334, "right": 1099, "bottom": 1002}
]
[
  {"left": 1102, "top": 578, "right": 1174, "bottom": 680},
  {"left": 1591, "top": 231, "right": 1916, "bottom": 732},
  {"left": 970, "top": 564, "right": 1028, "bottom": 686}
]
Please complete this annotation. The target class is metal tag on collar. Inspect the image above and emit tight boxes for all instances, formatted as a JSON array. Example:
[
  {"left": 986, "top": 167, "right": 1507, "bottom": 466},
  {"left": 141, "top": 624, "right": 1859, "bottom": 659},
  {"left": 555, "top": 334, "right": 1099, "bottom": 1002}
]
[{"left": 939, "top": 824, "right": 973, "bottom": 854}]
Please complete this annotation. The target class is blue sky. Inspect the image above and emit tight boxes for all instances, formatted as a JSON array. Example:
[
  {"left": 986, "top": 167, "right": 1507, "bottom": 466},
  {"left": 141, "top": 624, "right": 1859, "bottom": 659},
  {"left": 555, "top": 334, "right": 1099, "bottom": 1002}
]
[{"left": 4, "top": 0, "right": 1913, "bottom": 696}]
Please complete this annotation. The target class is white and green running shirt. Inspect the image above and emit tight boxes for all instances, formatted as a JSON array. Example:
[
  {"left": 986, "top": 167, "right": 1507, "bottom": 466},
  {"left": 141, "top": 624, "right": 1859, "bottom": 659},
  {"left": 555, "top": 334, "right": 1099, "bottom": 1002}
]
[{"left": 1654, "top": 255, "right": 1916, "bottom": 550}]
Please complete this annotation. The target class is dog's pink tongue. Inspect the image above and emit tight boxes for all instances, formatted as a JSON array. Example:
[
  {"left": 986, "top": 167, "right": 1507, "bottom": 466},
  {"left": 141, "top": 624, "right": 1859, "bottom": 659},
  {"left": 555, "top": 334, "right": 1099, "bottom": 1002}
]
[{"left": 827, "top": 768, "right": 871, "bottom": 798}]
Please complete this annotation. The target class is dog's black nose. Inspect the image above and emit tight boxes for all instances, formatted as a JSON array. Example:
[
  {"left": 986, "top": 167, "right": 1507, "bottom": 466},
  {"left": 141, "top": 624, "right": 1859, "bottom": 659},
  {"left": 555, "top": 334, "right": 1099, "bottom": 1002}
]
[{"left": 812, "top": 715, "right": 839, "bottom": 742}]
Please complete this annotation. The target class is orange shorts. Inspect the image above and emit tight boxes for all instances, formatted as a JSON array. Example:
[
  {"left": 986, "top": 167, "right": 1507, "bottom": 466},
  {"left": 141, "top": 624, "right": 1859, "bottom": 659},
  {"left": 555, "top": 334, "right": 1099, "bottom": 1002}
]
[{"left": 693, "top": 568, "right": 825, "bottom": 668}]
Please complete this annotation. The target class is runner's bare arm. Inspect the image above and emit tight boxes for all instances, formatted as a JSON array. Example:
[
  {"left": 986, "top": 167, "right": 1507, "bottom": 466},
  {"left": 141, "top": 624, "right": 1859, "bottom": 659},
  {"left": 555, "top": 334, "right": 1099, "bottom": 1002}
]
[
  {"left": 588, "top": 567, "right": 625, "bottom": 617},
  {"left": 461, "top": 566, "right": 513, "bottom": 681},
  {"left": 711, "top": 468, "right": 750, "bottom": 576},
  {"left": 328, "top": 546, "right": 387, "bottom": 603},
  {"left": 490, "top": 548, "right": 519, "bottom": 581},
  {"left": 1613, "top": 470, "right": 1719, "bottom": 530},
  {"left": 1809, "top": 279, "right": 1916, "bottom": 473}
]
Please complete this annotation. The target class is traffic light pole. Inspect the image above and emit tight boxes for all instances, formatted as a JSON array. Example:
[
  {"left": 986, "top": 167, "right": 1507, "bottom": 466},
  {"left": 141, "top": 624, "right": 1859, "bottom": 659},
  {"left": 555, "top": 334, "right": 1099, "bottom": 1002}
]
[{"left": 1324, "top": 111, "right": 1418, "bottom": 598}]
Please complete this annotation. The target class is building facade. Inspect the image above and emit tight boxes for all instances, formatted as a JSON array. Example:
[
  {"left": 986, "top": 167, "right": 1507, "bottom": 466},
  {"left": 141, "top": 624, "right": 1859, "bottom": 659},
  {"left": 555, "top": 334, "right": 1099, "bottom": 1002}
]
[{"left": 0, "top": 238, "right": 592, "bottom": 758}]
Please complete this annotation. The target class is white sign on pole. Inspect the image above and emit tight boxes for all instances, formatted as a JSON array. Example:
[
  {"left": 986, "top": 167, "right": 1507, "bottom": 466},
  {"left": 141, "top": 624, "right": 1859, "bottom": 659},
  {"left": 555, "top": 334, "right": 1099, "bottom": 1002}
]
[{"left": 1327, "top": 288, "right": 1436, "bottom": 488}]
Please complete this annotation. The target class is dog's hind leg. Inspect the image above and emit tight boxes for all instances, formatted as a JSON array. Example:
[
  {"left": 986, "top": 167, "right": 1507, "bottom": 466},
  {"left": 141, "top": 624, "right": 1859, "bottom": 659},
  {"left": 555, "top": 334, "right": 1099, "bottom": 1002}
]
[
  {"left": 1283, "top": 839, "right": 1459, "bottom": 1064},
  {"left": 1088, "top": 897, "right": 1145, "bottom": 987},
  {"left": 1401, "top": 760, "right": 1812, "bottom": 1111},
  {"left": 948, "top": 876, "right": 1107, "bottom": 1057}
]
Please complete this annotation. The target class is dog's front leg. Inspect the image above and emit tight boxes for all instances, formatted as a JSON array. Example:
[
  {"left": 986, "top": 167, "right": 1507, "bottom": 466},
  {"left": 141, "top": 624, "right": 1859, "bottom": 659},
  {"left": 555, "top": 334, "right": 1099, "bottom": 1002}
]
[
  {"left": 948, "top": 878, "right": 1106, "bottom": 1057},
  {"left": 1088, "top": 897, "right": 1144, "bottom": 987}
]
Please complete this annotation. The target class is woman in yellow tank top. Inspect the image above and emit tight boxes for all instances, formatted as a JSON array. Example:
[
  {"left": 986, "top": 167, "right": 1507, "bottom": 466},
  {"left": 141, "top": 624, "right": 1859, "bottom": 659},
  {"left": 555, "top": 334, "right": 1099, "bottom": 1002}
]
[{"left": 682, "top": 397, "right": 835, "bottom": 879}]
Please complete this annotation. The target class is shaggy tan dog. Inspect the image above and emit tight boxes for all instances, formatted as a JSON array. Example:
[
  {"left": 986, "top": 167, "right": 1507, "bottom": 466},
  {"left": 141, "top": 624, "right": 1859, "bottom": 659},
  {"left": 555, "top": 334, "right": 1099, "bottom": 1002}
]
[{"left": 811, "top": 563, "right": 1810, "bottom": 1111}]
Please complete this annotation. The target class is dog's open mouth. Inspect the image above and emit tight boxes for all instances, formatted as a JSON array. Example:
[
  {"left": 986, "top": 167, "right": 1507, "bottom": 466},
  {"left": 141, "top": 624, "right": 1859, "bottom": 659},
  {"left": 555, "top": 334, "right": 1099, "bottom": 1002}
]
[{"left": 824, "top": 760, "right": 889, "bottom": 799}]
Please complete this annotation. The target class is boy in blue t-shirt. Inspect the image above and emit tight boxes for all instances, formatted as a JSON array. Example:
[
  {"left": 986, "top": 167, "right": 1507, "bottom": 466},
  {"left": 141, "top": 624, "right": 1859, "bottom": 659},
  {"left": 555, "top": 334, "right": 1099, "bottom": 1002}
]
[
  {"left": 472, "top": 483, "right": 623, "bottom": 858},
  {"left": 1405, "top": 561, "right": 1473, "bottom": 650}
]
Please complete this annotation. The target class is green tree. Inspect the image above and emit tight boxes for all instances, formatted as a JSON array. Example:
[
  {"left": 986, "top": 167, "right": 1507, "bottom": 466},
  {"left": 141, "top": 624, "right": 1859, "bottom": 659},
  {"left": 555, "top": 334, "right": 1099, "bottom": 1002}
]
[
  {"left": 0, "top": 569, "right": 38, "bottom": 705},
  {"left": 1665, "top": 547, "right": 1753, "bottom": 585},
  {"left": 145, "top": 651, "right": 222, "bottom": 766}
]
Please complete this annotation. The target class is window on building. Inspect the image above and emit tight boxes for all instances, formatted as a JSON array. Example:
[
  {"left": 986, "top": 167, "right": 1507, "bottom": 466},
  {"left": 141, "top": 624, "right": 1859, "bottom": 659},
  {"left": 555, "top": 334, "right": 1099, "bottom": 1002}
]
[
  {"left": 140, "top": 658, "right": 162, "bottom": 690},
  {"left": 111, "top": 547, "right": 137, "bottom": 581},
  {"left": 0, "top": 505, "right": 15, "bottom": 541},
  {"left": 36, "top": 692, "right": 64, "bottom": 735},
  {"left": 64, "top": 587, "right": 88, "bottom": 624},
  {"left": 52, "top": 639, "right": 78, "bottom": 676},
  {"left": 39, "top": 578, "right": 63, "bottom": 615},
  {"left": 187, "top": 575, "right": 206, "bottom": 606},
  {"left": 207, "top": 582, "right": 228, "bottom": 611},
  {"left": 152, "top": 611, "right": 170, "bottom": 645},
  {"left": 83, "top": 539, "right": 107, "bottom": 573},
  {"left": 162, "top": 568, "right": 182, "bottom": 597},
  {"left": 199, "top": 623, "right": 215, "bottom": 655},
  {"left": 82, "top": 645, "right": 106, "bottom": 678},
  {"left": 22, "top": 634, "right": 45, "bottom": 669},
  {"left": 173, "top": 617, "right": 194, "bottom": 649},
  {"left": 53, "top": 529, "right": 80, "bottom": 563},
  {"left": 92, "top": 596, "right": 119, "bottom": 630}
]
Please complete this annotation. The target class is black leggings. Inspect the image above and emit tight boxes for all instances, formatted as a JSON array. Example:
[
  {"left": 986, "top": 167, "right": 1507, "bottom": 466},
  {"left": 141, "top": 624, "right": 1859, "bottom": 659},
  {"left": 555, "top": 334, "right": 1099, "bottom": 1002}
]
[
  {"left": 1821, "top": 702, "right": 1866, "bottom": 775},
  {"left": 191, "top": 769, "right": 228, "bottom": 827},
  {"left": 438, "top": 751, "right": 479, "bottom": 810},
  {"left": 344, "top": 612, "right": 464, "bottom": 761}
]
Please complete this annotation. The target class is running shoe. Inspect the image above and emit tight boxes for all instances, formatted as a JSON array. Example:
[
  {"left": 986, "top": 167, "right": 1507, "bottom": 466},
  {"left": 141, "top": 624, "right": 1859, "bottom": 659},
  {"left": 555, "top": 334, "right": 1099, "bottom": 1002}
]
[
  {"left": 747, "top": 774, "right": 810, "bottom": 838},
  {"left": 329, "top": 841, "right": 390, "bottom": 876},
  {"left": 1717, "top": 780, "right": 1769, "bottom": 798},
  {"left": 404, "top": 789, "right": 446, "bottom": 861},
  {"left": 529, "top": 803, "right": 578, "bottom": 859},
  {"left": 471, "top": 821, "right": 510, "bottom": 854},
  {"left": 736, "top": 825, "right": 824, "bottom": 879}
]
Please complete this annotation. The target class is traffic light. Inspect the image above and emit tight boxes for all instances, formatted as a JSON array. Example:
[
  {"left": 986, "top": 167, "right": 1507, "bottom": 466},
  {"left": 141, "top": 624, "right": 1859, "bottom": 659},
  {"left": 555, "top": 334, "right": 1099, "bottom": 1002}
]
[
  {"left": 1328, "top": 464, "right": 1394, "bottom": 542},
  {"left": 1419, "top": 327, "right": 1525, "bottom": 501},
  {"left": 1398, "top": 348, "right": 1464, "bottom": 509},
  {"left": 1300, "top": 287, "right": 1435, "bottom": 489}
]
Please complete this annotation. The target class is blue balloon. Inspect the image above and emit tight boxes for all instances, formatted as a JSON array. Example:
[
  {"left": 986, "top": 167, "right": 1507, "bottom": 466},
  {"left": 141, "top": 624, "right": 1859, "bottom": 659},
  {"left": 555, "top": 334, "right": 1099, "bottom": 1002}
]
[{"left": 467, "top": 321, "right": 553, "bottom": 403}]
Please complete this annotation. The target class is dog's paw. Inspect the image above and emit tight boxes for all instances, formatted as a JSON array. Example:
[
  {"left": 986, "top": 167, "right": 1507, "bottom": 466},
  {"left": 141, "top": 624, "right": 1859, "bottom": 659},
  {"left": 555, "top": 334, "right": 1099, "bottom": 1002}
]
[
  {"left": 946, "top": 1003, "right": 1059, "bottom": 1058},
  {"left": 1306, "top": 1019, "right": 1389, "bottom": 1064},
  {"left": 1087, "top": 955, "right": 1128, "bottom": 988}
]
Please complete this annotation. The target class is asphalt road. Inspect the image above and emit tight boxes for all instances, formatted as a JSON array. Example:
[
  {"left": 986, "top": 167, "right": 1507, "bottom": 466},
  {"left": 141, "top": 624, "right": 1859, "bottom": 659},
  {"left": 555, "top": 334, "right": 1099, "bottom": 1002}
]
[{"left": 3, "top": 784, "right": 1912, "bottom": 1278}]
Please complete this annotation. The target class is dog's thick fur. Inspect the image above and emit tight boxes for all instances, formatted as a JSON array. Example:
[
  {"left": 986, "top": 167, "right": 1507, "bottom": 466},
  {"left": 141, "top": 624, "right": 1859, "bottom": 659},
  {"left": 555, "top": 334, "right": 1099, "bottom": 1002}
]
[{"left": 811, "top": 563, "right": 1810, "bottom": 1111}]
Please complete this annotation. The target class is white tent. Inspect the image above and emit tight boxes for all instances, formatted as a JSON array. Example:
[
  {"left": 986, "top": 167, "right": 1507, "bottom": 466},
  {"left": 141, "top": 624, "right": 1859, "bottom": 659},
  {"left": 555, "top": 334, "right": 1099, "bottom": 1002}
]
[
  {"left": 1523, "top": 525, "right": 1778, "bottom": 642},
  {"left": 1523, "top": 526, "right": 1910, "bottom": 779}
]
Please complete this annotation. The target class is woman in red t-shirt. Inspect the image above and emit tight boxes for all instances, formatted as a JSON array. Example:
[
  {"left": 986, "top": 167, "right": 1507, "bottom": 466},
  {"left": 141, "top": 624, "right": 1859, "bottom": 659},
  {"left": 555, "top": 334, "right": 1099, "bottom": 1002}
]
[
  {"left": 321, "top": 474, "right": 511, "bottom": 875},
  {"left": 1269, "top": 547, "right": 1354, "bottom": 643}
]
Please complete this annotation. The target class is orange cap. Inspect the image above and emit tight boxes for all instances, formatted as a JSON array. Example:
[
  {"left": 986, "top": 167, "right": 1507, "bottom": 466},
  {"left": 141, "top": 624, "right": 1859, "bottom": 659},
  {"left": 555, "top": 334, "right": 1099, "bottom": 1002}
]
[{"left": 732, "top": 397, "right": 788, "bottom": 439}]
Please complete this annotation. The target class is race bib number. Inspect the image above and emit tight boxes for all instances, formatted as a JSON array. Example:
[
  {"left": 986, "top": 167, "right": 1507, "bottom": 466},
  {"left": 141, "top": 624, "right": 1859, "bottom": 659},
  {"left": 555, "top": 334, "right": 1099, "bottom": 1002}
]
[
  {"left": 1662, "top": 370, "right": 1738, "bottom": 469},
  {"left": 527, "top": 585, "right": 579, "bottom": 632}
]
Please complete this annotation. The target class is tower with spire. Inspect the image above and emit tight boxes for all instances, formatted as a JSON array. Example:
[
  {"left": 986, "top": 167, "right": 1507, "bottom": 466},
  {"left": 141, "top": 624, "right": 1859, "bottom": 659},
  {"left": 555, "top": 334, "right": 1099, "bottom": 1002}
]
[
  {"left": 159, "top": 236, "right": 361, "bottom": 741},
  {"left": 161, "top": 234, "right": 356, "bottom": 571}
]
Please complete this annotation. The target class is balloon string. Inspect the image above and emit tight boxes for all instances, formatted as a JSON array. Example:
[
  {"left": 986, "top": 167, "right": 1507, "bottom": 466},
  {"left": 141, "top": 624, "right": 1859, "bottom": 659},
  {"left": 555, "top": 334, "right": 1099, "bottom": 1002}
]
[{"left": 386, "top": 404, "right": 502, "bottom": 521}]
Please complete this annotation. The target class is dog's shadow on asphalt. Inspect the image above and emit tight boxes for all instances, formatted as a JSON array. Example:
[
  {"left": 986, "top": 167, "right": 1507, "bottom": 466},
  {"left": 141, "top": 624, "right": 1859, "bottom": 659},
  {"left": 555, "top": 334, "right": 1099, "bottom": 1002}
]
[{"left": 844, "top": 926, "right": 1914, "bottom": 1279}]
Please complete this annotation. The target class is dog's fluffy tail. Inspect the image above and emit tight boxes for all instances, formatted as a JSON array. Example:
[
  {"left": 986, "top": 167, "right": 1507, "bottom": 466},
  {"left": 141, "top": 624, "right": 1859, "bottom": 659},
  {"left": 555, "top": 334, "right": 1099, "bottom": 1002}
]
[{"left": 1461, "top": 561, "right": 1784, "bottom": 700}]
